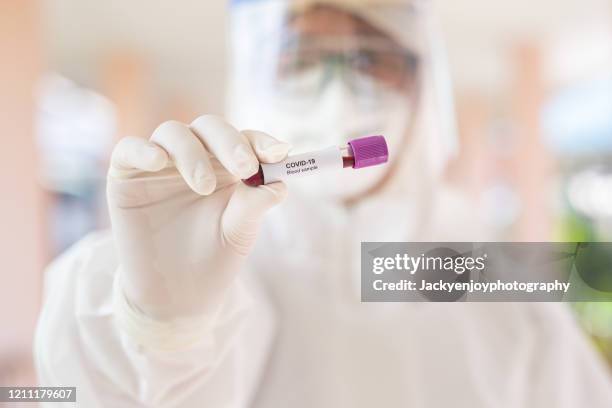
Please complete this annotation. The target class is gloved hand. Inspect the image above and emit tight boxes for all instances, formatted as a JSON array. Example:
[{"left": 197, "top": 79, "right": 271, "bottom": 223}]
[{"left": 107, "top": 115, "right": 290, "bottom": 325}]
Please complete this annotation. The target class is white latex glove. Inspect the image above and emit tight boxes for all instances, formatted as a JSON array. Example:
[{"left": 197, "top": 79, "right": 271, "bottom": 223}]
[{"left": 107, "top": 115, "right": 290, "bottom": 326}]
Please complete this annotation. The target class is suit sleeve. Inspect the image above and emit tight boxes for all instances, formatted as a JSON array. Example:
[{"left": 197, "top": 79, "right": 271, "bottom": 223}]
[{"left": 34, "top": 232, "right": 276, "bottom": 407}]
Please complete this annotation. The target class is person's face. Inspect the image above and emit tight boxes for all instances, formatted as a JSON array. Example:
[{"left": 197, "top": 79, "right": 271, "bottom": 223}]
[
  {"left": 278, "top": 6, "right": 418, "bottom": 93},
  {"left": 273, "top": 5, "right": 420, "bottom": 108}
]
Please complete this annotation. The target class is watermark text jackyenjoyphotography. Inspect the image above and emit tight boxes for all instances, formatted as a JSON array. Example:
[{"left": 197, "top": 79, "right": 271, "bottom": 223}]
[{"left": 361, "top": 242, "right": 612, "bottom": 302}]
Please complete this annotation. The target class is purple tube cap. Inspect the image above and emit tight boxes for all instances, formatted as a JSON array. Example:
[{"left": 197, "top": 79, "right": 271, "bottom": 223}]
[{"left": 347, "top": 135, "right": 389, "bottom": 169}]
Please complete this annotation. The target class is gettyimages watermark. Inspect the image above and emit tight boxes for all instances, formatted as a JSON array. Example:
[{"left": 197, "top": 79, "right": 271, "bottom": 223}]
[{"left": 361, "top": 243, "right": 612, "bottom": 302}]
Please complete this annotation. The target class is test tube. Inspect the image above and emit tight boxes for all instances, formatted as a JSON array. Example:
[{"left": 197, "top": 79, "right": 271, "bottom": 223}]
[{"left": 243, "top": 135, "right": 389, "bottom": 187}]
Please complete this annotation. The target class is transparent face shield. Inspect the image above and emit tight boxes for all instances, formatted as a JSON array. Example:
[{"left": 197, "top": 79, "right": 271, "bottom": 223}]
[
  {"left": 228, "top": 0, "right": 451, "bottom": 199},
  {"left": 273, "top": 11, "right": 420, "bottom": 111}
]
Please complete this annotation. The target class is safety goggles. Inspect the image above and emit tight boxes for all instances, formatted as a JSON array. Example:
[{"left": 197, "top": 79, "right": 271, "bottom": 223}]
[{"left": 273, "top": 35, "right": 420, "bottom": 102}]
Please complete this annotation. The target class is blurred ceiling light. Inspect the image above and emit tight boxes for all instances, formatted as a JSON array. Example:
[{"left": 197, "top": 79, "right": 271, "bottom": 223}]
[{"left": 542, "top": 76, "right": 612, "bottom": 155}]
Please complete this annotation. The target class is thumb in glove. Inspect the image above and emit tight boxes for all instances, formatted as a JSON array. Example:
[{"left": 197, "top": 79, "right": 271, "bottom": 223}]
[{"left": 221, "top": 130, "right": 290, "bottom": 255}]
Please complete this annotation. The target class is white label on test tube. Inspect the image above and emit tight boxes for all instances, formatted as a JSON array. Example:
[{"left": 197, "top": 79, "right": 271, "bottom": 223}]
[{"left": 261, "top": 146, "right": 343, "bottom": 183}]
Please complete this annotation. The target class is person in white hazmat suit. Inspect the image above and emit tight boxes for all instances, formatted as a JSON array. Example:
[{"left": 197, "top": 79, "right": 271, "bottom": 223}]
[{"left": 35, "top": 0, "right": 612, "bottom": 407}]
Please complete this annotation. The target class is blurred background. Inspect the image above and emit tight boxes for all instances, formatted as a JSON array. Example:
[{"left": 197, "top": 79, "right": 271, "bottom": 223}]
[{"left": 1, "top": 0, "right": 611, "bottom": 393}]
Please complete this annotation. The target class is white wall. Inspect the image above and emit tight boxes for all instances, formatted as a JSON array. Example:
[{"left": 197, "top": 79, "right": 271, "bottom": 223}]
[{"left": 43, "top": 0, "right": 229, "bottom": 114}]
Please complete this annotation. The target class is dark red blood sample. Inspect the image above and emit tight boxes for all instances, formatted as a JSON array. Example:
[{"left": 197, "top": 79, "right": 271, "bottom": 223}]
[
  {"left": 242, "top": 165, "right": 265, "bottom": 187},
  {"left": 342, "top": 155, "right": 355, "bottom": 168}
]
